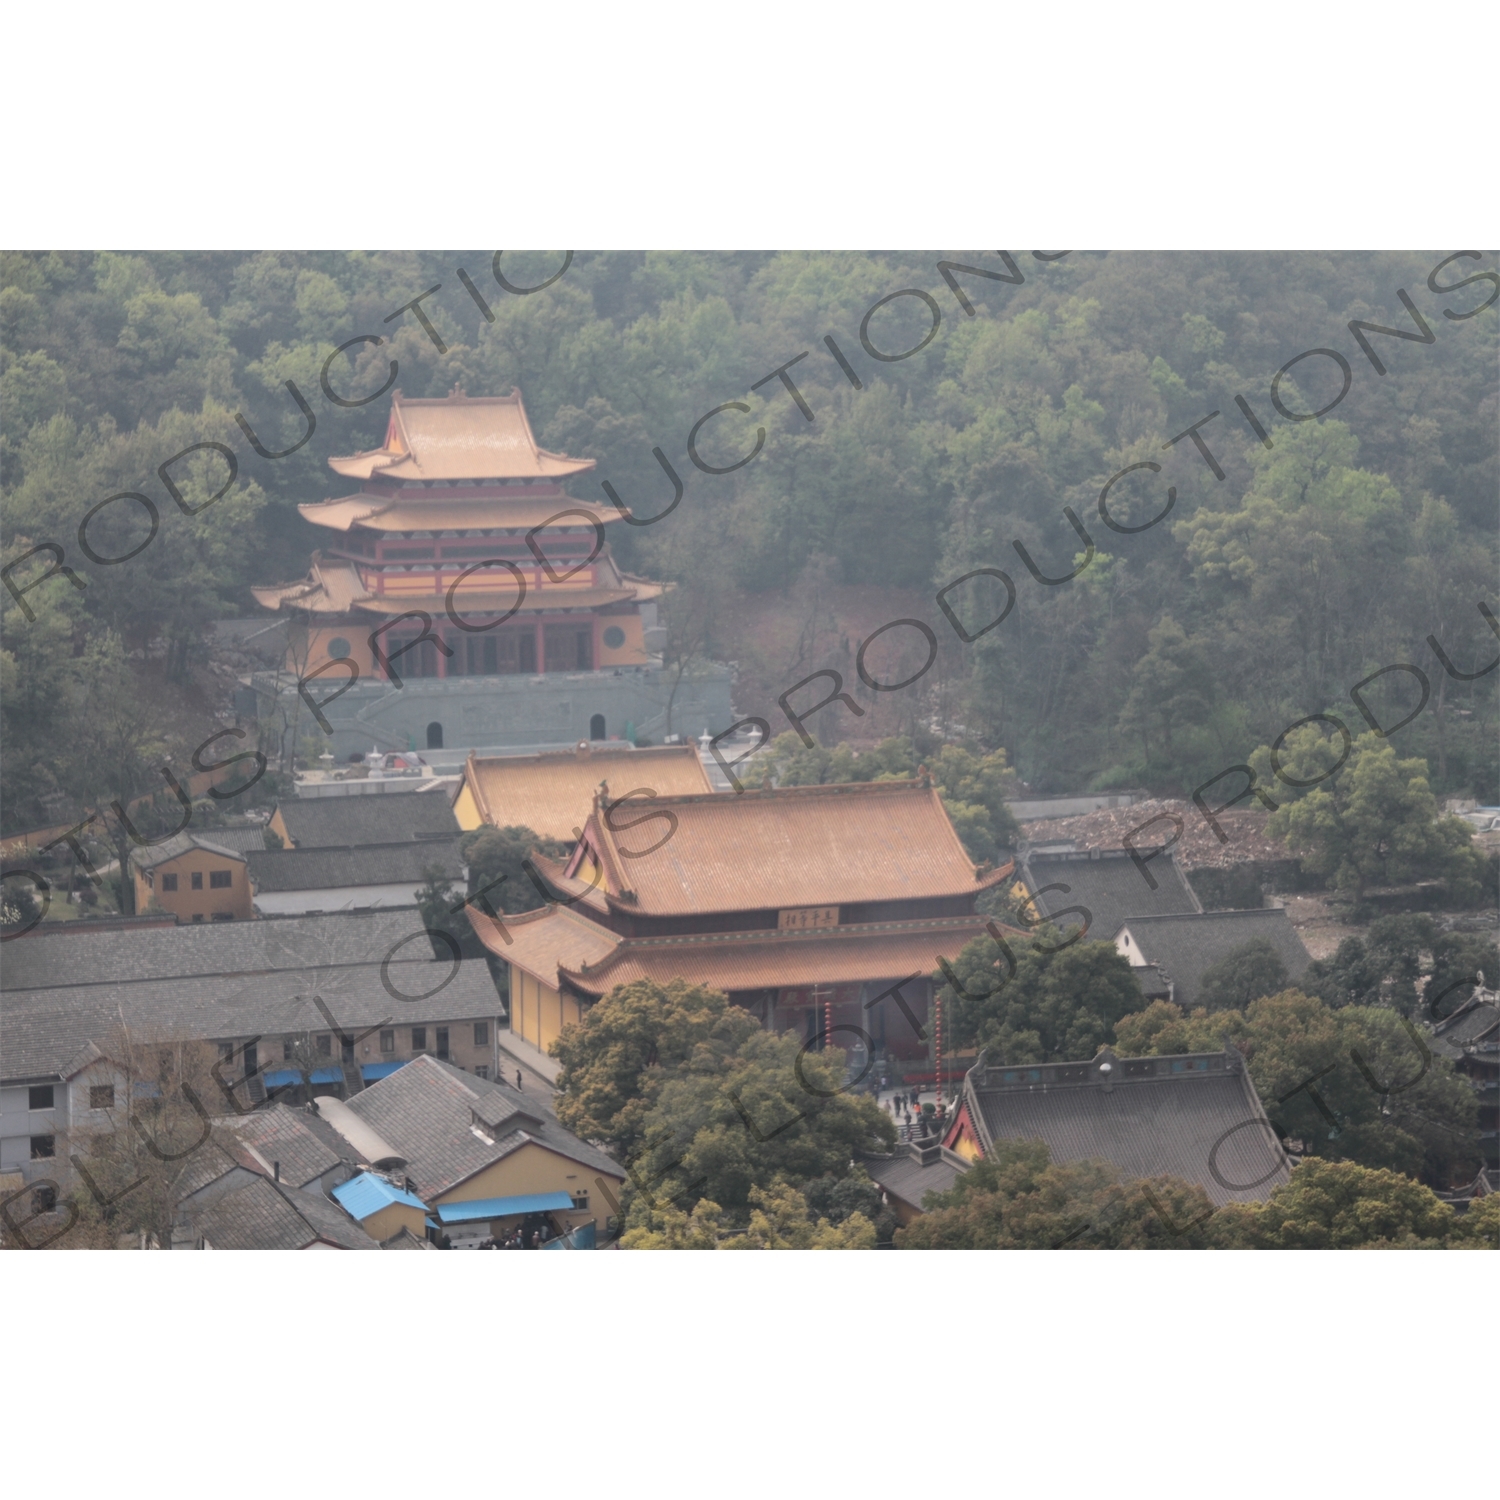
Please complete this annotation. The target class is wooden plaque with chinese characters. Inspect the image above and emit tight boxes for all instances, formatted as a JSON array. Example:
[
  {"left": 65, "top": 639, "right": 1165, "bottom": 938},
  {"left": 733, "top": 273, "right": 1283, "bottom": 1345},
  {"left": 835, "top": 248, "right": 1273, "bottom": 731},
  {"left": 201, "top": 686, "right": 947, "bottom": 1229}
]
[{"left": 777, "top": 906, "right": 839, "bottom": 930}]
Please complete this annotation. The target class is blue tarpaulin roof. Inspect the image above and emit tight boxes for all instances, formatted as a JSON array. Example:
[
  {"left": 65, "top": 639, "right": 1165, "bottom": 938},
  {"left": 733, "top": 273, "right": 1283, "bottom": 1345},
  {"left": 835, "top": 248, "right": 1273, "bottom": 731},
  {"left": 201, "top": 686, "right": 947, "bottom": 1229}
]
[
  {"left": 435, "top": 1192, "right": 574, "bottom": 1224},
  {"left": 262, "top": 1069, "right": 302, "bottom": 1087},
  {"left": 309, "top": 1067, "right": 344, "bottom": 1084},
  {"left": 361, "top": 1060, "right": 409, "bottom": 1081},
  {"left": 332, "top": 1172, "right": 428, "bottom": 1220}
]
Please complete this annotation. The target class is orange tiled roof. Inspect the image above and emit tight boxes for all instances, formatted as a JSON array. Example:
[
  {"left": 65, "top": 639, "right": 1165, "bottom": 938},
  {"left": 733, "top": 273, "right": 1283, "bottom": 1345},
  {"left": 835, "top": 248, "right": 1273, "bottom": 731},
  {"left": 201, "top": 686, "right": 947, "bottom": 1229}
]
[
  {"left": 251, "top": 553, "right": 664, "bottom": 619},
  {"left": 472, "top": 904, "right": 622, "bottom": 984},
  {"left": 298, "top": 494, "right": 624, "bottom": 534},
  {"left": 328, "top": 389, "right": 596, "bottom": 482},
  {"left": 474, "top": 906, "right": 1008, "bottom": 999},
  {"left": 250, "top": 557, "right": 372, "bottom": 614},
  {"left": 461, "top": 744, "right": 713, "bottom": 845},
  {"left": 577, "top": 779, "right": 1012, "bottom": 918}
]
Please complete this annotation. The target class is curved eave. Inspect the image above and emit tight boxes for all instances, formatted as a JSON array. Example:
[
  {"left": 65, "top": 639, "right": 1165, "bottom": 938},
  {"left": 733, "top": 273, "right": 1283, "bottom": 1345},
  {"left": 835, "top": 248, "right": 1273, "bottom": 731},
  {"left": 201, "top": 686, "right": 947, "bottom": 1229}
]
[
  {"left": 558, "top": 915, "right": 1006, "bottom": 999},
  {"left": 327, "top": 451, "right": 598, "bottom": 482},
  {"left": 298, "top": 497, "right": 627, "bottom": 534}
]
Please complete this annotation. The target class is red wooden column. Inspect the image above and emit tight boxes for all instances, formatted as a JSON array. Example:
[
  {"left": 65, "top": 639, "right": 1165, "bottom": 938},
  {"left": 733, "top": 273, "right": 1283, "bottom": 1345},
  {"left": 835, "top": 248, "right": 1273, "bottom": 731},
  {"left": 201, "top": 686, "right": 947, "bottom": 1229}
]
[{"left": 534, "top": 617, "right": 546, "bottom": 675}]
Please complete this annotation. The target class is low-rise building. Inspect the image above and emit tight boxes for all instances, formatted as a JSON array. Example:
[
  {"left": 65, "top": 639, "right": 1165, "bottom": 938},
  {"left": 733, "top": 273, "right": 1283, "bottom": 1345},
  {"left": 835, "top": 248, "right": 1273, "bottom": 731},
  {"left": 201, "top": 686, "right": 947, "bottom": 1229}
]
[
  {"left": 861, "top": 1139, "right": 970, "bottom": 1226},
  {"left": 185, "top": 1173, "right": 379, "bottom": 1249},
  {"left": 130, "top": 833, "right": 254, "bottom": 922},
  {"left": 1016, "top": 846, "right": 1201, "bottom": 945},
  {"left": 1, "top": 910, "right": 508, "bottom": 1183},
  {"left": 1113, "top": 908, "right": 1311, "bottom": 1008},
  {"left": 268, "top": 787, "right": 462, "bottom": 850},
  {"left": 318, "top": 1055, "right": 625, "bottom": 1245},
  {"left": 331, "top": 1171, "right": 430, "bottom": 1242},
  {"left": 247, "top": 838, "right": 467, "bottom": 915}
]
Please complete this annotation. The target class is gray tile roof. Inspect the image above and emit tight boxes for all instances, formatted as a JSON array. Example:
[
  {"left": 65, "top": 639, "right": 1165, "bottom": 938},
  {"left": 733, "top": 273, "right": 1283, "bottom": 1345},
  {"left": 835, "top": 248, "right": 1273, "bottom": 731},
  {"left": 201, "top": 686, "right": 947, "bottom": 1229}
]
[
  {"left": 1428, "top": 998, "right": 1500, "bottom": 1061},
  {"left": 1020, "top": 848, "right": 1200, "bottom": 946},
  {"left": 2, "top": 908, "right": 457, "bottom": 991},
  {"left": 187, "top": 1174, "right": 378, "bottom": 1249},
  {"left": 228, "top": 1104, "right": 349, "bottom": 1188},
  {"left": 246, "top": 837, "right": 465, "bottom": 894},
  {"left": 175, "top": 1140, "right": 252, "bottom": 1202},
  {"left": 961, "top": 1047, "right": 1290, "bottom": 1206},
  {"left": 201, "top": 826, "right": 271, "bottom": 855},
  {"left": 862, "top": 1142, "right": 969, "bottom": 1210},
  {"left": 1115, "top": 908, "right": 1310, "bottom": 1009},
  {"left": 277, "top": 791, "right": 461, "bottom": 849},
  {"left": 343, "top": 1055, "right": 620, "bottom": 1199},
  {"left": 129, "top": 831, "right": 248, "bottom": 872},
  {"left": 1, "top": 915, "right": 503, "bottom": 1083}
]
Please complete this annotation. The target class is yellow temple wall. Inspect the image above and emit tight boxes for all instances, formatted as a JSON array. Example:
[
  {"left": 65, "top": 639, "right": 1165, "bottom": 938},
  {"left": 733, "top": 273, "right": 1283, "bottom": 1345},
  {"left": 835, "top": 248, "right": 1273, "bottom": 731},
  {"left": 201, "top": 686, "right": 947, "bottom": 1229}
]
[
  {"left": 452, "top": 781, "right": 484, "bottom": 832},
  {"left": 595, "top": 612, "right": 651, "bottom": 667},
  {"left": 509, "top": 965, "right": 585, "bottom": 1054},
  {"left": 299, "top": 626, "right": 379, "bottom": 681}
]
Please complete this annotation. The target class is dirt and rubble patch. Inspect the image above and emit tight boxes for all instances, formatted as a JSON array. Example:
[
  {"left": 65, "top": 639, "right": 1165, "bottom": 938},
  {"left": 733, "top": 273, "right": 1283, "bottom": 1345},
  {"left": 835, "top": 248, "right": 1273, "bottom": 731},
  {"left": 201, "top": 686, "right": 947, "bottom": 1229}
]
[
  {"left": 1018, "top": 797, "right": 1287, "bottom": 869},
  {"left": 1275, "top": 893, "right": 1362, "bottom": 962}
]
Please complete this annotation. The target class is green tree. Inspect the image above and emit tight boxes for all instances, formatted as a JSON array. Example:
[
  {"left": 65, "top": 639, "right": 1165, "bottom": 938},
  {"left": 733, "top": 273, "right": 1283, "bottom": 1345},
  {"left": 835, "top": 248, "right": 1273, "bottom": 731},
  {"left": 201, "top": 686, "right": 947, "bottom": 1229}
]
[
  {"left": 458, "top": 824, "right": 568, "bottom": 914},
  {"left": 802, "top": 1164, "right": 895, "bottom": 1243},
  {"left": 620, "top": 1180, "right": 879, "bottom": 1249},
  {"left": 1208, "top": 1158, "right": 1465, "bottom": 1249},
  {"left": 720, "top": 1180, "right": 877, "bottom": 1249},
  {"left": 1424, "top": 930, "right": 1500, "bottom": 1016},
  {"left": 621, "top": 1027, "right": 895, "bottom": 1229},
  {"left": 1198, "top": 937, "right": 1291, "bottom": 1012},
  {"left": 1450, "top": 1194, "right": 1500, "bottom": 1249},
  {"left": 927, "top": 742, "right": 1021, "bottom": 859},
  {"left": 550, "top": 979, "right": 759, "bottom": 1159},
  {"left": 1252, "top": 730, "right": 1486, "bottom": 901},
  {"left": 1116, "top": 613, "right": 1217, "bottom": 770},
  {"left": 1302, "top": 914, "right": 1437, "bottom": 1012},
  {"left": 894, "top": 1139, "right": 1216, "bottom": 1249},
  {"left": 936, "top": 929, "right": 1146, "bottom": 1062},
  {"left": 414, "top": 865, "right": 477, "bottom": 959},
  {"left": 58, "top": 631, "right": 180, "bottom": 915}
]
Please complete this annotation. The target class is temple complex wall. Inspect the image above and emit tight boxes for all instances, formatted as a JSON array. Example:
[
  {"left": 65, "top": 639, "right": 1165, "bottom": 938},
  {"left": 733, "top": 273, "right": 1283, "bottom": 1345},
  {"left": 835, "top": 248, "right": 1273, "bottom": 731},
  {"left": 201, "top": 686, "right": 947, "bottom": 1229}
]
[{"left": 255, "top": 663, "right": 733, "bottom": 760}]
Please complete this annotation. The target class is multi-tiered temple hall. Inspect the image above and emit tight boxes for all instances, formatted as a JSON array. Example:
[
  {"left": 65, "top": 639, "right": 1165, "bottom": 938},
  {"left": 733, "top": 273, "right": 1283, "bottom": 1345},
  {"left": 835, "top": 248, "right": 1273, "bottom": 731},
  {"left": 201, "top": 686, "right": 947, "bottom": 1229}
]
[{"left": 252, "top": 388, "right": 730, "bottom": 757}]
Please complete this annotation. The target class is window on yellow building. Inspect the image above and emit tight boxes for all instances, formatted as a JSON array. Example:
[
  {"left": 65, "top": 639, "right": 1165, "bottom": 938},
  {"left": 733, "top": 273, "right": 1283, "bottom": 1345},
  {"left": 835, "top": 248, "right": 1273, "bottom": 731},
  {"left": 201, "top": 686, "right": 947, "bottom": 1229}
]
[
  {"left": 161, "top": 873, "right": 178, "bottom": 891},
  {"left": 210, "top": 870, "right": 232, "bottom": 889},
  {"left": 191, "top": 872, "right": 203, "bottom": 890}
]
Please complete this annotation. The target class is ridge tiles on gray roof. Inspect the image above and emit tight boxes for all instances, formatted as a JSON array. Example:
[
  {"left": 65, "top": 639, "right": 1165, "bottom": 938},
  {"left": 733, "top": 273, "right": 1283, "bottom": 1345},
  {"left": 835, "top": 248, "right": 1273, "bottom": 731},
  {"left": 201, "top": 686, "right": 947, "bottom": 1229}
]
[
  {"left": 344, "top": 1055, "right": 619, "bottom": 1198},
  {"left": 246, "top": 837, "right": 464, "bottom": 893},
  {"left": 1021, "top": 848, "right": 1199, "bottom": 946},
  {"left": 1115, "top": 908, "right": 1310, "bottom": 1009},
  {"left": 229, "top": 1104, "right": 347, "bottom": 1187},
  {"left": 277, "top": 791, "right": 461, "bottom": 849},
  {"left": 965, "top": 1047, "right": 1289, "bottom": 1206},
  {"left": 130, "top": 831, "right": 248, "bottom": 870},
  {"left": 1, "top": 956, "right": 502, "bottom": 1082},
  {"left": 188, "top": 1174, "right": 376, "bottom": 1249},
  {"left": 1, "top": 908, "right": 448, "bottom": 992}
]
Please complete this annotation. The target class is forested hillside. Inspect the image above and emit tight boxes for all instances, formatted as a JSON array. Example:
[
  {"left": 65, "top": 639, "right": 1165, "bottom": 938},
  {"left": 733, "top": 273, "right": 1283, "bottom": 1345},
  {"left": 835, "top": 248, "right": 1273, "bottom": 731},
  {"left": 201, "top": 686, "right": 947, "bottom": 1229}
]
[{"left": 2, "top": 250, "right": 1496, "bottom": 835}]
